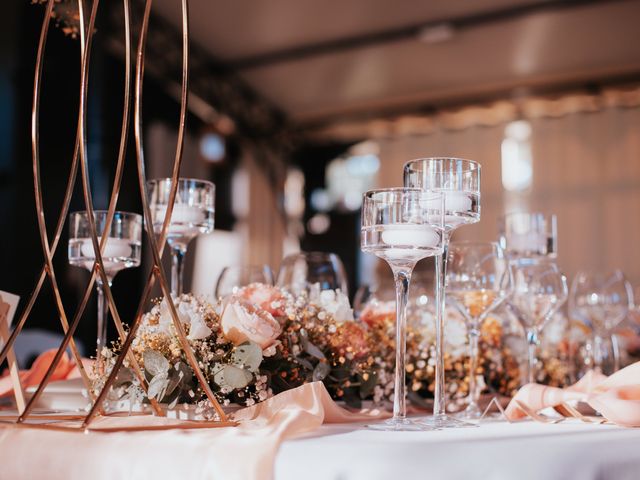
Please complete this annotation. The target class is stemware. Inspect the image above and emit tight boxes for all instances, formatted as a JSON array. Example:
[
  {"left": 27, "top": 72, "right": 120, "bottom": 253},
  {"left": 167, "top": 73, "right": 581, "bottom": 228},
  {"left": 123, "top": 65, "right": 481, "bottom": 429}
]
[
  {"left": 215, "top": 265, "right": 275, "bottom": 298},
  {"left": 147, "top": 178, "right": 215, "bottom": 297},
  {"left": 404, "top": 157, "right": 480, "bottom": 428},
  {"left": 446, "top": 242, "right": 512, "bottom": 419},
  {"left": 276, "top": 251, "right": 348, "bottom": 295},
  {"left": 361, "top": 188, "right": 444, "bottom": 431},
  {"left": 569, "top": 271, "right": 633, "bottom": 373},
  {"left": 68, "top": 211, "right": 142, "bottom": 361},
  {"left": 499, "top": 212, "right": 557, "bottom": 260},
  {"left": 508, "top": 263, "right": 568, "bottom": 383}
]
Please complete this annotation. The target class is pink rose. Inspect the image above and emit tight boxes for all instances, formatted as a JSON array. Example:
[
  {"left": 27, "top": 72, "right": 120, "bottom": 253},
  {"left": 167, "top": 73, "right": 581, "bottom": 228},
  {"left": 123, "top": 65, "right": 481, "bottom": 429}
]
[
  {"left": 236, "top": 283, "right": 286, "bottom": 318},
  {"left": 221, "top": 297, "right": 282, "bottom": 349}
]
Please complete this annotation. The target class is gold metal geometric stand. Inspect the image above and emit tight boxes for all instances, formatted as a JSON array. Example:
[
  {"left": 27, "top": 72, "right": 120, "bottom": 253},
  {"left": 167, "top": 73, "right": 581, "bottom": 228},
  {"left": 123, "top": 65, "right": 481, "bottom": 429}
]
[{"left": 0, "top": 0, "right": 231, "bottom": 431}]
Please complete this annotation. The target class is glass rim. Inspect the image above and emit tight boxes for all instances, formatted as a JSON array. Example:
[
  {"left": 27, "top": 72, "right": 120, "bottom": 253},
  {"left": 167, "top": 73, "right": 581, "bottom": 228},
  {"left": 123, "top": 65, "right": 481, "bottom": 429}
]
[
  {"left": 146, "top": 177, "right": 215, "bottom": 189},
  {"left": 363, "top": 187, "right": 443, "bottom": 199},
  {"left": 70, "top": 210, "right": 142, "bottom": 221},
  {"left": 403, "top": 157, "right": 480, "bottom": 173}
]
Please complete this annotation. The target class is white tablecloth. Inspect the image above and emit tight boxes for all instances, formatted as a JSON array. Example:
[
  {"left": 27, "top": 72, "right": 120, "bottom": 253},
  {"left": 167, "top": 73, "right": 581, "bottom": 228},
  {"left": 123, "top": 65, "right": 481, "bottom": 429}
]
[{"left": 275, "top": 419, "right": 640, "bottom": 480}]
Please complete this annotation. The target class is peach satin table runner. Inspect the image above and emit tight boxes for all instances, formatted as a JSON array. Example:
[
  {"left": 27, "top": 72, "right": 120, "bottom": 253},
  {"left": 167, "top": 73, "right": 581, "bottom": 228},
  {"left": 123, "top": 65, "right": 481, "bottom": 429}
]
[
  {"left": 0, "top": 381, "right": 382, "bottom": 480},
  {"left": 505, "top": 361, "right": 640, "bottom": 427}
]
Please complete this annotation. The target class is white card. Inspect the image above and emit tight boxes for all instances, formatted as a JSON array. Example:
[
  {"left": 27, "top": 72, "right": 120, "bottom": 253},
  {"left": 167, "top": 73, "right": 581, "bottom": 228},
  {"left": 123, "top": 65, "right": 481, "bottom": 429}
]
[{"left": 0, "top": 290, "right": 20, "bottom": 328}]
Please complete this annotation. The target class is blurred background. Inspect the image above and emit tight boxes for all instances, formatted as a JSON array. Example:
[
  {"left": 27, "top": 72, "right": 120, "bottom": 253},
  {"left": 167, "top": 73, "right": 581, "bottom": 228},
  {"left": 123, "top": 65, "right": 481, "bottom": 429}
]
[{"left": 1, "top": 0, "right": 640, "bottom": 354}]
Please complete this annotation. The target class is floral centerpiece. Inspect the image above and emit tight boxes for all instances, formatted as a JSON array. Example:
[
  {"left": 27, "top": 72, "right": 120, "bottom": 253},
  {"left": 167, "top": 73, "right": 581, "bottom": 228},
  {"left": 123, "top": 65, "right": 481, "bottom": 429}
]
[{"left": 95, "top": 283, "right": 522, "bottom": 415}]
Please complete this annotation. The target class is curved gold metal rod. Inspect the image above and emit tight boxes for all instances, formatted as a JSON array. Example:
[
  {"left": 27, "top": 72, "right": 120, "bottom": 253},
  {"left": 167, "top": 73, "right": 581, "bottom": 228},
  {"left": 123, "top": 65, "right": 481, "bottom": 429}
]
[
  {"left": 28, "top": 0, "right": 90, "bottom": 392},
  {"left": 85, "top": 0, "right": 227, "bottom": 426},
  {"left": 18, "top": 0, "right": 104, "bottom": 422},
  {"left": 20, "top": 0, "right": 164, "bottom": 421}
]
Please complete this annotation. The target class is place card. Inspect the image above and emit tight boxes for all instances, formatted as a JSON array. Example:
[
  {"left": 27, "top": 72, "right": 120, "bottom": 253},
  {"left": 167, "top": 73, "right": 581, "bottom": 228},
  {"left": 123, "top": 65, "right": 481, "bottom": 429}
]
[{"left": 0, "top": 290, "right": 25, "bottom": 412}]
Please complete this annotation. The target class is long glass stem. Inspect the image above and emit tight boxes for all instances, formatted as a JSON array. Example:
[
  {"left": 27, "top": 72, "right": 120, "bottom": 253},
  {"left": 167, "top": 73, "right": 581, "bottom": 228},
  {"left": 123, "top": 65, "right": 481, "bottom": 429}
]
[
  {"left": 433, "top": 233, "right": 450, "bottom": 418},
  {"left": 526, "top": 329, "right": 538, "bottom": 384},
  {"left": 95, "top": 277, "right": 112, "bottom": 367},
  {"left": 611, "top": 333, "right": 620, "bottom": 372},
  {"left": 171, "top": 245, "right": 187, "bottom": 297},
  {"left": 467, "top": 328, "right": 480, "bottom": 411},
  {"left": 391, "top": 265, "right": 413, "bottom": 422},
  {"left": 592, "top": 334, "right": 604, "bottom": 374}
]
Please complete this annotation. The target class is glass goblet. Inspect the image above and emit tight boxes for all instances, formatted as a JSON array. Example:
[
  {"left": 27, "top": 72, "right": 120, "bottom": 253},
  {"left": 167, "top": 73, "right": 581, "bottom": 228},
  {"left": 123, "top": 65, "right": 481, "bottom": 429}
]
[
  {"left": 276, "top": 251, "right": 348, "bottom": 296},
  {"left": 68, "top": 211, "right": 142, "bottom": 361},
  {"left": 404, "top": 157, "right": 480, "bottom": 428},
  {"left": 569, "top": 270, "right": 633, "bottom": 373},
  {"left": 446, "top": 242, "right": 512, "bottom": 419},
  {"left": 215, "top": 265, "right": 275, "bottom": 298},
  {"left": 499, "top": 212, "right": 557, "bottom": 261},
  {"left": 147, "top": 178, "right": 215, "bottom": 297},
  {"left": 361, "top": 188, "right": 444, "bottom": 431},
  {"left": 508, "top": 262, "right": 568, "bottom": 384}
]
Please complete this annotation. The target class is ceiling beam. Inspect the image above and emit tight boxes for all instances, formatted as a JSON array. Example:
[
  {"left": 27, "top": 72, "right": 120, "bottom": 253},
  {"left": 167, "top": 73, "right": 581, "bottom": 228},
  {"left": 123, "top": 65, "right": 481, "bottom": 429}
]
[{"left": 228, "top": 0, "right": 634, "bottom": 71}]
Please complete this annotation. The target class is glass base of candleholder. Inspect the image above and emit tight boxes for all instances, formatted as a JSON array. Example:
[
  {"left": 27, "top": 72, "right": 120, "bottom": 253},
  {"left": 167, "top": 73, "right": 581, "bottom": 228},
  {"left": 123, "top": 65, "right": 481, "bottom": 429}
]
[
  {"left": 416, "top": 413, "right": 477, "bottom": 429},
  {"left": 366, "top": 417, "right": 436, "bottom": 432}
]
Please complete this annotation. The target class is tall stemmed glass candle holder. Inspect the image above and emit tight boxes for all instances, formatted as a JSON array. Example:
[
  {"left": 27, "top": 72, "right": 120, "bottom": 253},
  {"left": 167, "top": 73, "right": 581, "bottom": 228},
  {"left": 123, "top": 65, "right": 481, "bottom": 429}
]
[
  {"left": 147, "top": 178, "right": 215, "bottom": 297},
  {"left": 68, "top": 211, "right": 142, "bottom": 362},
  {"left": 499, "top": 212, "right": 558, "bottom": 261},
  {"left": 446, "top": 242, "right": 512, "bottom": 419},
  {"left": 404, "top": 158, "right": 480, "bottom": 428},
  {"left": 361, "top": 188, "right": 444, "bottom": 431}
]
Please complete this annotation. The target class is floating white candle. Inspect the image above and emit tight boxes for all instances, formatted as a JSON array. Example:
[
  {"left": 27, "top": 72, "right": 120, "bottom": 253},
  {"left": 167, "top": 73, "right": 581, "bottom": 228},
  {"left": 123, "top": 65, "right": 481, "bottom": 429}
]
[
  {"left": 154, "top": 204, "right": 206, "bottom": 225},
  {"left": 509, "top": 232, "right": 546, "bottom": 253},
  {"left": 425, "top": 191, "right": 472, "bottom": 212},
  {"left": 381, "top": 225, "right": 440, "bottom": 248},
  {"left": 80, "top": 237, "right": 132, "bottom": 259}
]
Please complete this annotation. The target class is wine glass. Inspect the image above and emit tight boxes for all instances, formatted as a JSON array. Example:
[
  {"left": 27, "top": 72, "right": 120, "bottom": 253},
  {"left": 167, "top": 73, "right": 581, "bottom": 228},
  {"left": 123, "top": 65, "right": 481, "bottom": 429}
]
[
  {"left": 499, "top": 212, "right": 557, "bottom": 261},
  {"left": 215, "top": 265, "right": 275, "bottom": 298},
  {"left": 446, "top": 242, "right": 512, "bottom": 419},
  {"left": 277, "top": 251, "right": 348, "bottom": 296},
  {"left": 361, "top": 188, "right": 444, "bottom": 431},
  {"left": 147, "top": 178, "right": 215, "bottom": 297},
  {"left": 68, "top": 211, "right": 142, "bottom": 361},
  {"left": 404, "top": 157, "right": 480, "bottom": 428},
  {"left": 508, "top": 262, "right": 568, "bottom": 383},
  {"left": 569, "top": 270, "right": 633, "bottom": 373}
]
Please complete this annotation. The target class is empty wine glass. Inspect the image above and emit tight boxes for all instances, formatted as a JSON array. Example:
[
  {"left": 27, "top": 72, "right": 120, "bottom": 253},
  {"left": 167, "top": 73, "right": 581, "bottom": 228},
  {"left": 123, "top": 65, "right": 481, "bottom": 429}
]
[
  {"left": 499, "top": 212, "right": 557, "bottom": 261},
  {"left": 147, "top": 178, "right": 215, "bottom": 297},
  {"left": 68, "top": 211, "right": 142, "bottom": 361},
  {"left": 277, "top": 251, "right": 348, "bottom": 296},
  {"left": 446, "top": 242, "right": 512, "bottom": 419},
  {"left": 361, "top": 188, "right": 444, "bottom": 431},
  {"left": 508, "top": 263, "right": 568, "bottom": 383},
  {"left": 215, "top": 265, "right": 275, "bottom": 298},
  {"left": 404, "top": 157, "right": 480, "bottom": 428},
  {"left": 569, "top": 270, "right": 633, "bottom": 373}
]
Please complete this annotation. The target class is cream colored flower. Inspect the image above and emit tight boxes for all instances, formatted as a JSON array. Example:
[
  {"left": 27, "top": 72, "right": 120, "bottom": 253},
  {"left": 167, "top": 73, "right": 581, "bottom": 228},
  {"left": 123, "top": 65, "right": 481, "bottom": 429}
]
[{"left": 221, "top": 297, "right": 281, "bottom": 349}]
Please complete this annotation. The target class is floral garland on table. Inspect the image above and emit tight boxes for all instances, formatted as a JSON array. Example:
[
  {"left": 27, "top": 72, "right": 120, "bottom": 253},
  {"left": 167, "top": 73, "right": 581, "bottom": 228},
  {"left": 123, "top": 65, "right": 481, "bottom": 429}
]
[{"left": 94, "top": 284, "right": 522, "bottom": 416}]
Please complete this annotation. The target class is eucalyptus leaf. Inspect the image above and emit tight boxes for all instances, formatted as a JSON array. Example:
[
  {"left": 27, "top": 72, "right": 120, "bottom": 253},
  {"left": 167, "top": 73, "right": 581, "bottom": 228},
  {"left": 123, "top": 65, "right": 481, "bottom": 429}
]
[
  {"left": 301, "top": 338, "right": 325, "bottom": 360},
  {"left": 211, "top": 363, "right": 226, "bottom": 387},
  {"left": 148, "top": 372, "right": 169, "bottom": 400},
  {"left": 312, "top": 362, "right": 331, "bottom": 382},
  {"left": 223, "top": 365, "right": 253, "bottom": 389},
  {"left": 143, "top": 350, "right": 169, "bottom": 377},
  {"left": 231, "top": 342, "right": 263, "bottom": 372}
]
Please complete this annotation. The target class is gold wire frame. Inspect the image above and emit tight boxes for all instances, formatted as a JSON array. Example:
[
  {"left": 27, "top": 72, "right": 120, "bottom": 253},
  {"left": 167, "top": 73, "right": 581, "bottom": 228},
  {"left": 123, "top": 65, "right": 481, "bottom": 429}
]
[{"left": 0, "top": 0, "right": 233, "bottom": 431}]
